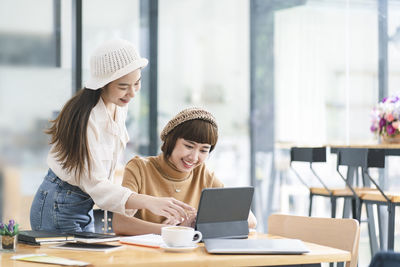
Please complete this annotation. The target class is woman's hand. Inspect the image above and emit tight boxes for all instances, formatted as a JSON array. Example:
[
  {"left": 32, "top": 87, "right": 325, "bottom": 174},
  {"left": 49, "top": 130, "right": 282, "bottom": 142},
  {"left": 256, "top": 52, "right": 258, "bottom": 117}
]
[
  {"left": 179, "top": 210, "right": 197, "bottom": 228},
  {"left": 162, "top": 217, "right": 180, "bottom": 226},
  {"left": 248, "top": 210, "right": 257, "bottom": 229},
  {"left": 162, "top": 209, "right": 197, "bottom": 228},
  {"left": 141, "top": 195, "right": 195, "bottom": 222}
]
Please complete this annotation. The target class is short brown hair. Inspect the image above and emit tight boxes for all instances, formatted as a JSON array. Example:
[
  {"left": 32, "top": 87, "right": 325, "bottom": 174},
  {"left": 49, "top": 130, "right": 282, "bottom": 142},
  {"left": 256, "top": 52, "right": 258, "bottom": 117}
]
[{"left": 161, "top": 119, "right": 218, "bottom": 158}]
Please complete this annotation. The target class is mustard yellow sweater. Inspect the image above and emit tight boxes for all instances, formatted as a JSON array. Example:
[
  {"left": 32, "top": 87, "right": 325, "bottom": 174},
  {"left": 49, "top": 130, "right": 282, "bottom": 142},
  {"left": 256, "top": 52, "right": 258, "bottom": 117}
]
[{"left": 122, "top": 154, "right": 223, "bottom": 223}]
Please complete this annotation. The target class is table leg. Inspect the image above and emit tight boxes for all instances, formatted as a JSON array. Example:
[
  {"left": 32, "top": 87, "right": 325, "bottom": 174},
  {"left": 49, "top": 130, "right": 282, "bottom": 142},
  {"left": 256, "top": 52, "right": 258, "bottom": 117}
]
[
  {"left": 378, "top": 168, "right": 388, "bottom": 250},
  {"left": 388, "top": 203, "right": 395, "bottom": 250},
  {"left": 365, "top": 203, "right": 379, "bottom": 255},
  {"left": 362, "top": 171, "right": 379, "bottom": 255},
  {"left": 342, "top": 167, "right": 355, "bottom": 218}
]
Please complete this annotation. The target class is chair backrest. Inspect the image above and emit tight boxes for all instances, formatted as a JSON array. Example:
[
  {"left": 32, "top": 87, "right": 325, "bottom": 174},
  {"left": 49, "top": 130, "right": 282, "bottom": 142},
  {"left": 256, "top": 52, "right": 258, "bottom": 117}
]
[
  {"left": 337, "top": 148, "right": 385, "bottom": 169},
  {"left": 268, "top": 214, "right": 360, "bottom": 267},
  {"left": 290, "top": 147, "right": 329, "bottom": 191},
  {"left": 290, "top": 147, "right": 326, "bottom": 163},
  {"left": 93, "top": 209, "right": 114, "bottom": 233},
  {"left": 369, "top": 251, "right": 400, "bottom": 267}
]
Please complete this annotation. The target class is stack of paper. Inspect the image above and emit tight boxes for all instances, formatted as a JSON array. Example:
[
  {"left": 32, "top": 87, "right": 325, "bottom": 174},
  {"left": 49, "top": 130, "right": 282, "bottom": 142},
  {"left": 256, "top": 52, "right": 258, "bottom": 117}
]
[
  {"left": 51, "top": 242, "right": 122, "bottom": 252},
  {"left": 68, "top": 232, "right": 121, "bottom": 243}
]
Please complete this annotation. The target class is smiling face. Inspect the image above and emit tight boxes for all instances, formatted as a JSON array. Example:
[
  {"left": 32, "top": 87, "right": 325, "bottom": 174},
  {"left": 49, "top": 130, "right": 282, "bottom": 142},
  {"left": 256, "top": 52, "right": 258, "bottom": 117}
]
[
  {"left": 169, "top": 138, "right": 211, "bottom": 173},
  {"left": 101, "top": 69, "right": 142, "bottom": 111},
  {"left": 161, "top": 119, "right": 218, "bottom": 170}
]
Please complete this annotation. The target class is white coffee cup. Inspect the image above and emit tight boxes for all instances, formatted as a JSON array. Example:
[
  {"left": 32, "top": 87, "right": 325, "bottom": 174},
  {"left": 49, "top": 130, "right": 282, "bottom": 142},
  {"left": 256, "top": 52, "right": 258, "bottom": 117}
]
[{"left": 161, "top": 226, "right": 202, "bottom": 247}]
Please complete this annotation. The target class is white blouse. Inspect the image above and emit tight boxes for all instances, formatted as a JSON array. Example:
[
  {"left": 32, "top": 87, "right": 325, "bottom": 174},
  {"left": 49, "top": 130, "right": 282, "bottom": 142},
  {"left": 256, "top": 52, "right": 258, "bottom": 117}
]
[{"left": 47, "top": 97, "right": 136, "bottom": 216}]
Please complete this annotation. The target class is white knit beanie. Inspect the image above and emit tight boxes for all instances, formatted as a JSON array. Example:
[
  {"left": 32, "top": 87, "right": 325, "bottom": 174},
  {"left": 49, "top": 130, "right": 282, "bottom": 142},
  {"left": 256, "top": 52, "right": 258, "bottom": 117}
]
[{"left": 85, "top": 39, "right": 148, "bottom": 90}]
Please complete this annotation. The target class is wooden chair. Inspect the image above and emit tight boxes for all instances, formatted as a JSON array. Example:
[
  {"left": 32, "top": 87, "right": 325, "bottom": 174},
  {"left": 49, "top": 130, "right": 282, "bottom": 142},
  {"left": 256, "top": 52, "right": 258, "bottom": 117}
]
[
  {"left": 268, "top": 214, "right": 360, "bottom": 267},
  {"left": 290, "top": 147, "right": 354, "bottom": 218}
]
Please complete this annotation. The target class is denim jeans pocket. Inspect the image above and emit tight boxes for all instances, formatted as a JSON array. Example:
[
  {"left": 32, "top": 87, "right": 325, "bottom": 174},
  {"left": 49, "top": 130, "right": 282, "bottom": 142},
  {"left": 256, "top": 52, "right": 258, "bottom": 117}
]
[
  {"left": 55, "top": 190, "right": 94, "bottom": 231},
  {"left": 30, "top": 189, "right": 48, "bottom": 230},
  {"left": 60, "top": 189, "right": 92, "bottom": 205}
]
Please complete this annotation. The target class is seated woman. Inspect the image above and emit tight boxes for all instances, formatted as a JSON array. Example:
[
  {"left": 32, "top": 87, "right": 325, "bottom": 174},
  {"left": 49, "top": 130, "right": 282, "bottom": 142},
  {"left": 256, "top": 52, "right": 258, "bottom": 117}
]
[{"left": 113, "top": 107, "right": 257, "bottom": 235}]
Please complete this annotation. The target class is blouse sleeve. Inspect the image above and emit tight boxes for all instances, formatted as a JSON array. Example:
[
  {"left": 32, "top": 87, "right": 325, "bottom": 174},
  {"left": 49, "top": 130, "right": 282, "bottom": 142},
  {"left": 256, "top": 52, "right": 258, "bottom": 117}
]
[{"left": 79, "top": 116, "right": 137, "bottom": 217}]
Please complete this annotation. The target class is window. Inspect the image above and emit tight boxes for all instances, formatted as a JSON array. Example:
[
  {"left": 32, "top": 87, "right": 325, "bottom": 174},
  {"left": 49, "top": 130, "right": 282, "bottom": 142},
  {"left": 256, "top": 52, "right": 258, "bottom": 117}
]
[
  {"left": 82, "top": 0, "right": 145, "bottom": 165},
  {"left": 158, "top": 0, "right": 250, "bottom": 186},
  {"left": 275, "top": 1, "right": 378, "bottom": 145},
  {"left": 0, "top": 0, "right": 71, "bottom": 227}
]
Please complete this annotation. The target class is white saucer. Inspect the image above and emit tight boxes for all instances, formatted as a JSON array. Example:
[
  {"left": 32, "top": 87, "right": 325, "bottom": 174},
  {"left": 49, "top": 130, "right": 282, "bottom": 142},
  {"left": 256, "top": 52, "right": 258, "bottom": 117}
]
[{"left": 160, "top": 244, "right": 198, "bottom": 252}]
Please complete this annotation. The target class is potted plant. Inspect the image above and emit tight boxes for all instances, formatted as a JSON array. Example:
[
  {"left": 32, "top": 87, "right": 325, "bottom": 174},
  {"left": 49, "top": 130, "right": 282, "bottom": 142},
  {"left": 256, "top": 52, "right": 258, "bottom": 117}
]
[
  {"left": 0, "top": 219, "right": 19, "bottom": 252},
  {"left": 371, "top": 95, "right": 400, "bottom": 143}
]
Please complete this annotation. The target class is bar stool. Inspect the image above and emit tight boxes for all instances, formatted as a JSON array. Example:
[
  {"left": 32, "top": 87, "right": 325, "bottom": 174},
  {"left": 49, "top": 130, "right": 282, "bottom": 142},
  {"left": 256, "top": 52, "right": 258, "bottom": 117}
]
[
  {"left": 355, "top": 150, "right": 400, "bottom": 250},
  {"left": 361, "top": 192, "right": 400, "bottom": 250},
  {"left": 290, "top": 147, "right": 355, "bottom": 218},
  {"left": 336, "top": 148, "right": 385, "bottom": 255}
]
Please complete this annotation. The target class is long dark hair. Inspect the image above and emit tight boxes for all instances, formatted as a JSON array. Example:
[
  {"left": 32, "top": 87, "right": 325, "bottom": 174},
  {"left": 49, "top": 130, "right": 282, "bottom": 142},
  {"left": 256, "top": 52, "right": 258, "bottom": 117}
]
[{"left": 46, "top": 88, "right": 102, "bottom": 179}]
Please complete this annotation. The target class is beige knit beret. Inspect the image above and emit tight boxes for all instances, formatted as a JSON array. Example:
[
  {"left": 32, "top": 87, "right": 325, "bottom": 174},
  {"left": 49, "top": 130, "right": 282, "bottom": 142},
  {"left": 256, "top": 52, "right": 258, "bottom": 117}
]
[{"left": 160, "top": 107, "right": 218, "bottom": 141}]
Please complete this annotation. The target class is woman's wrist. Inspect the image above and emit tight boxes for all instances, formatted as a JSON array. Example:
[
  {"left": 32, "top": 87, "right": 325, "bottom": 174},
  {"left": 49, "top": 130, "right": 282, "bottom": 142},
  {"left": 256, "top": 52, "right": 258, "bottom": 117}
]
[{"left": 126, "top": 193, "right": 150, "bottom": 210}]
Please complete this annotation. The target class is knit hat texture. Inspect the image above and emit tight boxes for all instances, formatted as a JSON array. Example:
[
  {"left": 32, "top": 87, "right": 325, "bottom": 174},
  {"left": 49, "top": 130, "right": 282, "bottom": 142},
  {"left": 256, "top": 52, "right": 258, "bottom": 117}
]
[
  {"left": 85, "top": 39, "right": 148, "bottom": 90},
  {"left": 160, "top": 107, "right": 218, "bottom": 141}
]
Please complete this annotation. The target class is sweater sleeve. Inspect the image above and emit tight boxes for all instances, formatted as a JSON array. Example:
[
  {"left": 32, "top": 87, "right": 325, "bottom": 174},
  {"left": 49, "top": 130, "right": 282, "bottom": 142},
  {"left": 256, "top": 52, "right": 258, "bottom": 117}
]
[
  {"left": 205, "top": 167, "right": 224, "bottom": 188},
  {"left": 121, "top": 157, "right": 143, "bottom": 193},
  {"left": 79, "top": 116, "right": 137, "bottom": 217}
]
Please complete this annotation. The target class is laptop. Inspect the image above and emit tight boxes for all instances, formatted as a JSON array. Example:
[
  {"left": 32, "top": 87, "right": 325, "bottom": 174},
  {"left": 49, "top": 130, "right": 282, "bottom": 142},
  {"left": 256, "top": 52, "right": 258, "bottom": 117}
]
[
  {"left": 204, "top": 238, "right": 310, "bottom": 255},
  {"left": 194, "top": 187, "right": 254, "bottom": 239}
]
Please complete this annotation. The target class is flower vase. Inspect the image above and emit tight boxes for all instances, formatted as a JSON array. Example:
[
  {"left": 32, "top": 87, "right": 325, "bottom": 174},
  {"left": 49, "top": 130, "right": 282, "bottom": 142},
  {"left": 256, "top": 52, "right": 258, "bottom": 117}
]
[
  {"left": 382, "top": 135, "right": 400, "bottom": 144},
  {"left": 1, "top": 235, "right": 17, "bottom": 252}
]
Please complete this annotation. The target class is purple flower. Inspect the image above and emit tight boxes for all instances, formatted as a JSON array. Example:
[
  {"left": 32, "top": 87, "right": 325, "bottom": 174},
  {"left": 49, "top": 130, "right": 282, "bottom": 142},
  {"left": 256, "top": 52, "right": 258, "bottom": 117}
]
[
  {"left": 387, "top": 124, "right": 396, "bottom": 135},
  {"left": 379, "top": 118, "right": 386, "bottom": 129},
  {"left": 370, "top": 125, "right": 377, "bottom": 132},
  {"left": 391, "top": 96, "right": 400, "bottom": 103},
  {"left": 382, "top": 97, "right": 388, "bottom": 103},
  {"left": 0, "top": 223, "right": 4, "bottom": 229},
  {"left": 8, "top": 219, "right": 14, "bottom": 227},
  {"left": 8, "top": 223, "right": 13, "bottom": 233}
]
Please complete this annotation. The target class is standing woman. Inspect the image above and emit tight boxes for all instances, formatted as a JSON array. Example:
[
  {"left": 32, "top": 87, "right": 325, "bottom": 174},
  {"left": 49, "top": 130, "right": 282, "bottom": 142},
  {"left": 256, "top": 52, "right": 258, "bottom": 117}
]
[{"left": 30, "top": 39, "right": 193, "bottom": 233}]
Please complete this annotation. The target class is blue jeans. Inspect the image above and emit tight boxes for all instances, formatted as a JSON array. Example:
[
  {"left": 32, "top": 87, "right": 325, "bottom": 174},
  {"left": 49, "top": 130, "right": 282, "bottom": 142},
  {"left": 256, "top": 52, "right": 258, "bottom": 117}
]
[{"left": 30, "top": 169, "right": 95, "bottom": 233}]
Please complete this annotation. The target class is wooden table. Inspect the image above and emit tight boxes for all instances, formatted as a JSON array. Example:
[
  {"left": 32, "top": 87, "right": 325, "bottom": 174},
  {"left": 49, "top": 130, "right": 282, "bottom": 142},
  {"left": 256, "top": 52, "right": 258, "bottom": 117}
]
[
  {"left": 330, "top": 143, "right": 400, "bottom": 155},
  {"left": 1, "top": 233, "right": 350, "bottom": 267}
]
